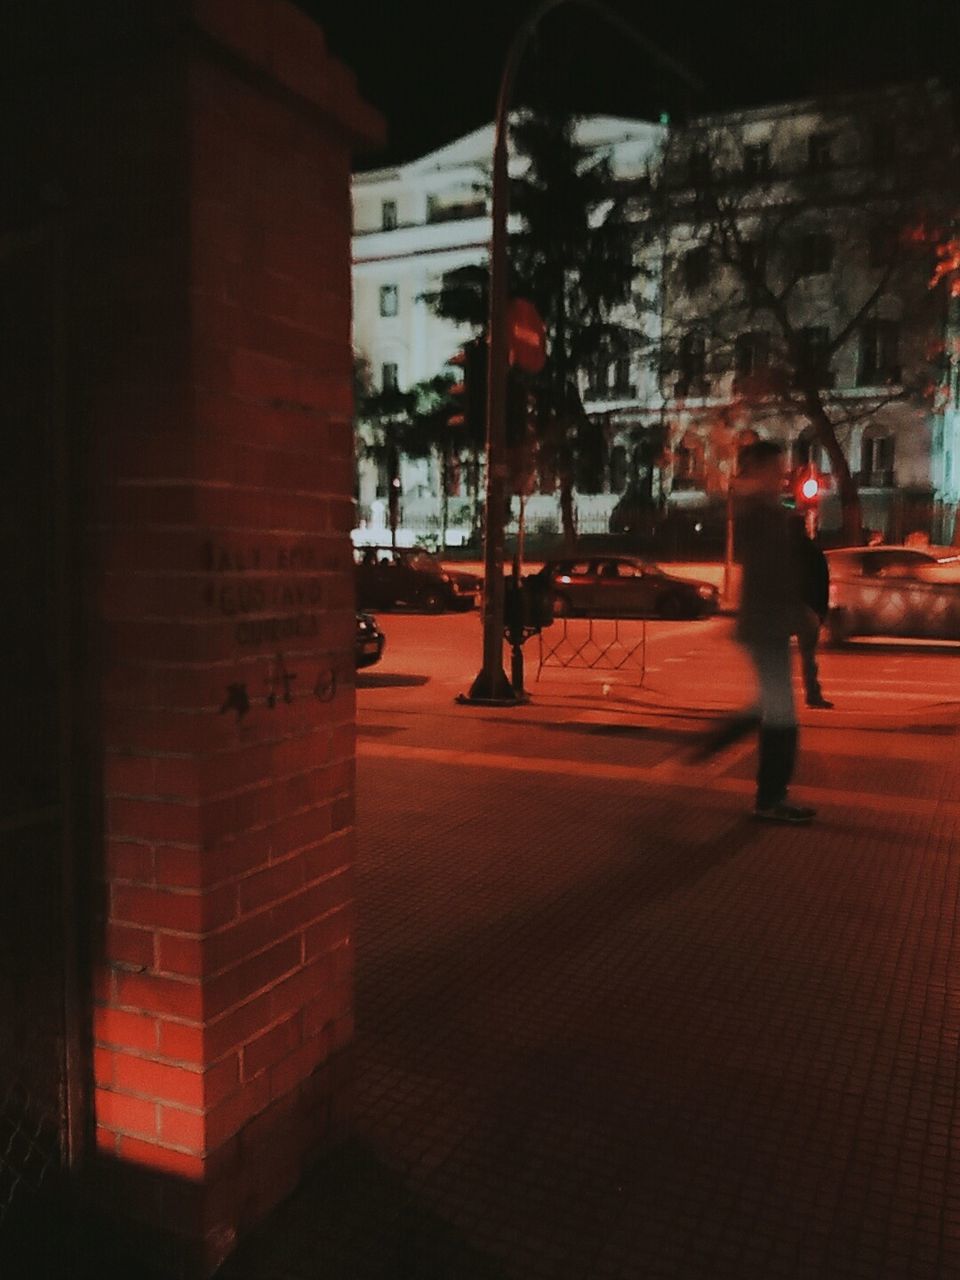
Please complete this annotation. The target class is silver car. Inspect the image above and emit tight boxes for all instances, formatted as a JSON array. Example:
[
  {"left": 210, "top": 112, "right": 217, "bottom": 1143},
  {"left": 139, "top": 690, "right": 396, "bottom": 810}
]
[{"left": 826, "top": 546, "right": 960, "bottom": 643}]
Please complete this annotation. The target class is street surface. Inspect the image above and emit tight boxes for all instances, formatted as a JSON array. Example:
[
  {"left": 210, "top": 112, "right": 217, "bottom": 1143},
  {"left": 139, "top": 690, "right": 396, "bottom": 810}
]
[
  {"left": 358, "top": 613, "right": 960, "bottom": 825},
  {"left": 226, "top": 609, "right": 960, "bottom": 1280}
]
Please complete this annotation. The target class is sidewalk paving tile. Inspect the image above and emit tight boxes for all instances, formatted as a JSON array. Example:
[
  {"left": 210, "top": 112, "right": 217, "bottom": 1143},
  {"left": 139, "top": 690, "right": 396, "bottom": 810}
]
[{"left": 221, "top": 687, "right": 960, "bottom": 1279}]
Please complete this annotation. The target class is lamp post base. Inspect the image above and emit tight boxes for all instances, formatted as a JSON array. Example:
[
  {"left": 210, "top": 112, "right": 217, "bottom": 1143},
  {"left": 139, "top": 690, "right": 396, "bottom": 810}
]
[{"left": 457, "top": 666, "right": 528, "bottom": 706}]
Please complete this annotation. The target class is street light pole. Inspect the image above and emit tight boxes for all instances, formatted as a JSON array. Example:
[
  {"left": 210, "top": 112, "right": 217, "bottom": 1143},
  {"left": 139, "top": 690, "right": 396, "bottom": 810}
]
[{"left": 461, "top": 0, "right": 703, "bottom": 704}]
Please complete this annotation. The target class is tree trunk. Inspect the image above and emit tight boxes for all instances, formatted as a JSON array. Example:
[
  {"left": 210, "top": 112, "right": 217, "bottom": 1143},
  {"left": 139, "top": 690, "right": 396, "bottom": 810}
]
[
  {"left": 439, "top": 445, "right": 449, "bottom": 553},
  {"left": 387, "top": 443, "right": 400, "bottom": 551},
  {"left": 801, "top": 391, "right": 862, "bottom": 545},
  {"left": 469, "top": 448, "right": 482, "bottom": 548}
]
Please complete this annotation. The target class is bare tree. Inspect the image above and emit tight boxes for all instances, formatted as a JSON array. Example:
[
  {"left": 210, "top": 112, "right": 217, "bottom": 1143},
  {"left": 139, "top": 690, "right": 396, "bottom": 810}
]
[{"left": 642, "top": 83, "right": 957, "bottom": 543}]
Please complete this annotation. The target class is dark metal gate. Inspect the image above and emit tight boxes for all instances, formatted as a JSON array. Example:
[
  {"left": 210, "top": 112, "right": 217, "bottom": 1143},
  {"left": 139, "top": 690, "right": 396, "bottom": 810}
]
[
  {"left": 0, "top": 221, "right": 84, "bottom": 1264},
  {"left": 537, "top": 616, "right": 649, "bottom": 680}
]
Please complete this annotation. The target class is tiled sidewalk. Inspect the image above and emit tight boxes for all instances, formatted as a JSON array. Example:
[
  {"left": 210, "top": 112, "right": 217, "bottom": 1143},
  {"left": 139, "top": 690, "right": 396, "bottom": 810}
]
[{"left": 223, "top": 710, "right": 960, "bottom": 1279}]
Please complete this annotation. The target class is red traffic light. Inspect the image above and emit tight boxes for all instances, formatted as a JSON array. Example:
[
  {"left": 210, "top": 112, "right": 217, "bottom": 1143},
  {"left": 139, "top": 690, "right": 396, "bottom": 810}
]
[{"left": 800, "top": 475, "right": 820, "bottom": 501}]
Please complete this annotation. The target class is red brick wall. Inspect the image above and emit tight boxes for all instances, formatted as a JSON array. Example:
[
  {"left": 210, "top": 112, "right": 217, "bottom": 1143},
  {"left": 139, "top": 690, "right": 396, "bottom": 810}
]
[{"left": 78, "top": 3, "right": 383, "bottom": 1273}]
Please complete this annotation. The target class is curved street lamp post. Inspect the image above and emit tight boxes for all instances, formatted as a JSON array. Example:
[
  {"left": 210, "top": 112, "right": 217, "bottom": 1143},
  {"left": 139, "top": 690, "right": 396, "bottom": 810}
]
[{"left": 461, "top": 0, "right": 703, "bottom": 704}]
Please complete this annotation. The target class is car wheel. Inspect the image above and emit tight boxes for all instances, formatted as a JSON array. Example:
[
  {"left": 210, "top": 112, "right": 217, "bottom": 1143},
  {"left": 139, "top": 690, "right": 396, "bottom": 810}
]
[
  {"left": 553, "top": 593, "right": 573, "bottom": 617},
  {"left": 422, "top": 590, "right": 445, "bottom": 613},
  {"left": 657, "top": 593, "right": 685, "bottom": 620}
]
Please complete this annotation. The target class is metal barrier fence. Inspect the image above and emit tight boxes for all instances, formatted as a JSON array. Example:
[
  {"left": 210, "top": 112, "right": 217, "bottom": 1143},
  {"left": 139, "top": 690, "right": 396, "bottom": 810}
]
[{"left": 537, "top": 616, "right": 648, "bottom": 681}]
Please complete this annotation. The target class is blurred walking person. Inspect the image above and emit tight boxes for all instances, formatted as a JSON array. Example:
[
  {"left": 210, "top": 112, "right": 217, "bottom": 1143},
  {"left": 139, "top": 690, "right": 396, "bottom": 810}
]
[
  {"left": 693, "top": 442, "right": 818, "bottom": 817},
  {"left": 734, "top": 441, "right": 814, "bottom": 822}
]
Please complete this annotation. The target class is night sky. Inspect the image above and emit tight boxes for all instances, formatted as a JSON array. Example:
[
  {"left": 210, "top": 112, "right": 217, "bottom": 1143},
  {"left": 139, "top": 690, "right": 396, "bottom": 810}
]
[{"left": 307, "top": 0, "right": 957, "bottom": 166}]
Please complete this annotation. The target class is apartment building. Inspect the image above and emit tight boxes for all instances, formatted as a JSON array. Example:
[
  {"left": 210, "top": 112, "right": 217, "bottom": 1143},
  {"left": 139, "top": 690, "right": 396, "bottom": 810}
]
[{"left": 352, "top": 83, "right": 957, "bottom": 545}]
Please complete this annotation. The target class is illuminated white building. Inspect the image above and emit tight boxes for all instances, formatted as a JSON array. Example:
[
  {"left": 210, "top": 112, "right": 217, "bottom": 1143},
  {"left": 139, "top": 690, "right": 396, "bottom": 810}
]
[
  {"left": 351, "top": 116, "right": 668, "bottom": 544},
  {"left": 352, "top": 87, "right": 956, "bottom": 547}
]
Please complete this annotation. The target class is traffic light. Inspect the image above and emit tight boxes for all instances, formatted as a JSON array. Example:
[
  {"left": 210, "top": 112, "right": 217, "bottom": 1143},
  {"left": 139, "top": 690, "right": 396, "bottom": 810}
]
[
  {"left": 795, "top": 465, "right": 822, "bottom": 508},
  {"left": 447, "top": 336, "right": 487, "bottom": 441}
]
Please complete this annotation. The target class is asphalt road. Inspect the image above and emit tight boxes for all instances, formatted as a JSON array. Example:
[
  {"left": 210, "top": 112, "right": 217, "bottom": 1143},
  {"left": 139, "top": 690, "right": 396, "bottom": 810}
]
[
  {"left": 359, "top": 606, "right": 960, "bottom": 716},
  {"left": 357, "top": 608, "right": 960, "bottom": 824}
]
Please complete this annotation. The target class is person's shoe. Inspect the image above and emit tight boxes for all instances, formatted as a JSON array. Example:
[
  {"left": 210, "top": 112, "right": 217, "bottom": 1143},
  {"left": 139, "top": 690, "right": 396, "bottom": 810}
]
[
  {"left": 752, "top": 801, "right": 816, "bottom": 824},
  {"left": 806, "top": 697, "right": 833, "bottom": 709}
]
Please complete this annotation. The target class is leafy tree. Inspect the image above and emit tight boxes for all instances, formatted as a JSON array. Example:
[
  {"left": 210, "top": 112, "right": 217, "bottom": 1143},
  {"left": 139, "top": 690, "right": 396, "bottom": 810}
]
[
  {"left": 509, "top": 108, "right": 639, "bottom": 548},
  {"left": 422, "top": 108, "right": 641, "bottom": 550},
  {"left": 643, "top": 85, "right": 957, "bottom": 544},
  {"left": 355, "top": 356, "right": 488, "bottom": 550}
]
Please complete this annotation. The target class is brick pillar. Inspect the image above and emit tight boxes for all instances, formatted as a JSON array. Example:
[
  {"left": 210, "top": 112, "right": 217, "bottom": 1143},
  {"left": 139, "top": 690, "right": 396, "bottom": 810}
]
[{"left": 74, "top": 3, "right": 384, "bottom": 1273}]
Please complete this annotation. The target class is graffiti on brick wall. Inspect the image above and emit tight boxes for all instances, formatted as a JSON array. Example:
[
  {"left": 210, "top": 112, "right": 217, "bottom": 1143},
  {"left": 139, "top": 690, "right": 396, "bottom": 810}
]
[
  {"left": 202, "top": 539, "right": 327, "bottom": 645},
  {"left": 203, "top": 540, "right": 340, "bottom": 718}
]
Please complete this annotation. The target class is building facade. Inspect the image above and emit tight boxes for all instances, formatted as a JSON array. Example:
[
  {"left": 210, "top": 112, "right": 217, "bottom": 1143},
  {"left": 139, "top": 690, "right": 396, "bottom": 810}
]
[{"left": 352, "top": 85, "right": 957, "bottom": 549}]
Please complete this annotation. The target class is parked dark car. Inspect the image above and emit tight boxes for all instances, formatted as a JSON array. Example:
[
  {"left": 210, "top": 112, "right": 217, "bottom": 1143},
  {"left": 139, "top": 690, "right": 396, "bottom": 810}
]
[
  {"left": 826, "top": 546, "right": 960, "bottom": 643},
  {"left": 355, "top": 611, "right": 385, "bottom": 668},
  {"left": 354, "top": 545, "right": 481, "bottom": 612},
  {"left": 535, "top": 556, "right": 719, "bottom": 619}
]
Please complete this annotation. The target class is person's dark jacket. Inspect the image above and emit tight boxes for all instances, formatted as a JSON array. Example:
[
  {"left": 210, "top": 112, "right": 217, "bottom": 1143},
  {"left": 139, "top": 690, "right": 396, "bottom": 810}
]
[
  {"left": 791, "top": 518, "right": 830, "bottom": 619},
  {"left": 734, "top": 492, "right": 804, "bottom": 643}
]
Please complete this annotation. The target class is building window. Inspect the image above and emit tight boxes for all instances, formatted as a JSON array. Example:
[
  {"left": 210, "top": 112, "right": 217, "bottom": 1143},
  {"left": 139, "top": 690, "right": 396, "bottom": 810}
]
[
  {"left": 808, "top": 132, "right": 833, "bottom": 172},
  {"left": 675, "top": 331, "right": 707, "bottom": 397},
  {"left": 609, "top": 444, "right": 628, "bottom": 494},
  {"left": 379, "top": 285, "right": 398, "bottom": 317},
  {"left": 868, "top": 225, "right": 898, "bottom": 269},
  {"left": 381, "top": 362, "right": 398, "bottom": 392},
  {"left": 381, "top": 200, "right": 397, "bottom": 230},
  {"left": 798, "top": 232, "right": 833, "bottom": 276},
  {"left": 587, "top": 356, "right": 634, "bottom": 400},
  {"left": 375, "top": 455, "right": 390, "bottom": 499},
  {"left": 743, "top": 142, "right": 771, "bottom": 179},
  {"left": 674, "top": 431, "right": 705, "bottom": 489},
  {"left": 575, "top": 429, "right": 605, "bottom": 495},
  {"left": 426, "top": 193, "right": 486, "bottom": 223},
  {"left": 872, "top": 121, "right": 896, "bottom": 165},
  {"left": 682, "top": 245, "right": 711, "bottom": 291},
  {"left": 793, "top": 433, "right": 823, "bottom": 471},
  {"left": 687, "top": 147, "right": 711, "bottom": 185},
  {"left": 734, "top": 331, "right": 770, "bottom": 384},
  {"left": 612, "top": 357, "right": 633, "bottom": 397},
  {"left": 444, "top": 453, "right": 462, "bottom": 497},
  {"left": 857, "top": 320, "right": 900, "bottom": 386},
  {"left": 860, "top": 430, "right": 895, "bottom": 486},
  {"left": 797, "top": 327, "right": 833, "bottom": 387},
  {"left": 741, "top": 240, "right": 767, "bottom": 291}
]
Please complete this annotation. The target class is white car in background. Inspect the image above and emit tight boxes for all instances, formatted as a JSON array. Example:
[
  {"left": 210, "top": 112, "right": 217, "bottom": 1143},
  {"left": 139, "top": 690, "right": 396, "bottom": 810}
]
[{"left": 825, "top": 546, "right": 960, "bottom": 644}]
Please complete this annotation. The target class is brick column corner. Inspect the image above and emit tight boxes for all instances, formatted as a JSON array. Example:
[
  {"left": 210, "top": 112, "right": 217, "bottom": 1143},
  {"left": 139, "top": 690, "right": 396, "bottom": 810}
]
[{"left": 77, "top": 3, "right": 385, "bottom": 1274}]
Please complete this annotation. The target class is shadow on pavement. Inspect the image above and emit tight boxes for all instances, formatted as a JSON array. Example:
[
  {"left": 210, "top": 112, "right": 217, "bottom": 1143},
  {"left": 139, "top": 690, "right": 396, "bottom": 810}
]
[
  {"left": 220, "top": 1140, "right": 508, "bottom": 1280},
  {"left": 533, "top": 719, "right": 695, "bottom": 746},
  {"left": 357, "top": 673, "right": 430, "bottom": 688}
]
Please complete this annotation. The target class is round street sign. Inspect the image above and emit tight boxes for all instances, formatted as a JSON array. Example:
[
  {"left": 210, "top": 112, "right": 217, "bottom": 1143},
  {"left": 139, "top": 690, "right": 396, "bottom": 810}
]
[{"left": 508, "top": 297, "right": 547, "bottom": 374}]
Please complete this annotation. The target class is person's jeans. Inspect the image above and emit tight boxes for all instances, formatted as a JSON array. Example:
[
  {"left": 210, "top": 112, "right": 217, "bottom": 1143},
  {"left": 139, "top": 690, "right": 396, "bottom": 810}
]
[
  {"left": 743, "top": 637, "right": 796, "bottom": 729},
  {"left": 795, "top": 606, "right": 824, "bottom": 705},
  {"left": 742, "top": 637, "right": 798, "bottom": 808}
]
